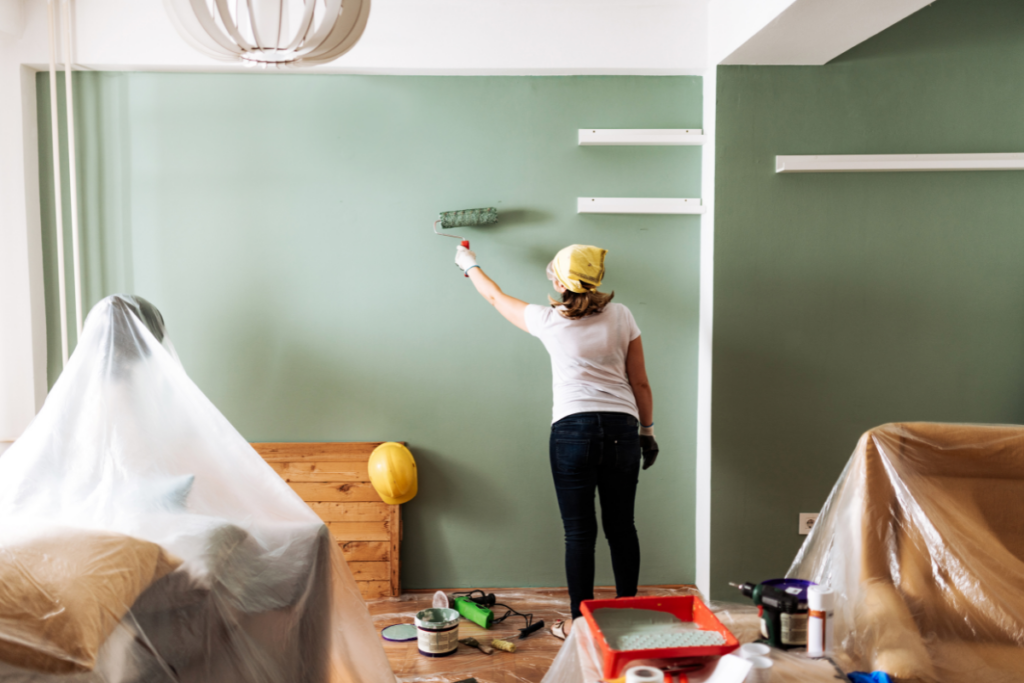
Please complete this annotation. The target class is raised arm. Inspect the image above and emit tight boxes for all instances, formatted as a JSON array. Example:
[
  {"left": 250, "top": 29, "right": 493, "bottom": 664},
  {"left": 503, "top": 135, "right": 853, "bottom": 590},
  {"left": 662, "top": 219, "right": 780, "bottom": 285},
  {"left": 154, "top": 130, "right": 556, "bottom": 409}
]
[{"left": 457, "top": 246, "right": 529, "bottom": 332}]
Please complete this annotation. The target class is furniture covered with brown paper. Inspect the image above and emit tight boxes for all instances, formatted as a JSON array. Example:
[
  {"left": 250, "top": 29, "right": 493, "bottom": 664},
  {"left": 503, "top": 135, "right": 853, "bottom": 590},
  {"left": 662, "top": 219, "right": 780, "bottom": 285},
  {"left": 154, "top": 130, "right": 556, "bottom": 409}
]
[{"left": 790, "top": 422, "right": 1024, "bottom": 683}]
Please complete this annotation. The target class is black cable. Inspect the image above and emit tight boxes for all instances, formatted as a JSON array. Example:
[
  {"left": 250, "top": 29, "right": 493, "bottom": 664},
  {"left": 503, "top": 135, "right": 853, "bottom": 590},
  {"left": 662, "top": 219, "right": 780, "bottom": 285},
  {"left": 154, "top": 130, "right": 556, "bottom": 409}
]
[
  {"left": 452, "top": 590, "right": 495, "bottom": 606},
  {"left": 452, "top": 590, "right": 485, "bottom": 600},
  {"left": 452, "top": 593, "right": 545, "bottom": 638},
  {"left": 492, "top": 603, "right": 533, "bottom": 628},
  {"left": 492, "top": 603, "right": 546, "bottom": 638}
]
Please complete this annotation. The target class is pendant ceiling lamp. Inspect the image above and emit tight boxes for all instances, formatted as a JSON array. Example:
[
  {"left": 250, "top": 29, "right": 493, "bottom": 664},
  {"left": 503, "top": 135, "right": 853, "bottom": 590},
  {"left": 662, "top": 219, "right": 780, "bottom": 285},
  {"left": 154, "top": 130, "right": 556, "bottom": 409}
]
[{"left": 164, "top": 0, "right": 370, "bottom": 67}]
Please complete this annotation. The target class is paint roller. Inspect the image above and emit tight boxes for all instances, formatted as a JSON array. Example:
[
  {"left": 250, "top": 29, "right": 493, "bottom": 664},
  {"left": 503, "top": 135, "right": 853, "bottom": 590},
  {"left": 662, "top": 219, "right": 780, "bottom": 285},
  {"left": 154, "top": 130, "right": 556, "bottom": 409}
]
[{"left": 432, "top": 207, "right": 498, "bottom": 276}]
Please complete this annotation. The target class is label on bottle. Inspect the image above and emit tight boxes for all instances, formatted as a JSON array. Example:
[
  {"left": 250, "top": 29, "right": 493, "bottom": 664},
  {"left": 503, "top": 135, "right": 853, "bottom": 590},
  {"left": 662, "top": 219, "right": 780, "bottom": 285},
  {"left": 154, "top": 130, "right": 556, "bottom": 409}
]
[
  {"left": 807, "top": 612, "right": 825, "bottom": 655},
  {"left": 781, "top": 612, "right": 808, "bottom": 646}
]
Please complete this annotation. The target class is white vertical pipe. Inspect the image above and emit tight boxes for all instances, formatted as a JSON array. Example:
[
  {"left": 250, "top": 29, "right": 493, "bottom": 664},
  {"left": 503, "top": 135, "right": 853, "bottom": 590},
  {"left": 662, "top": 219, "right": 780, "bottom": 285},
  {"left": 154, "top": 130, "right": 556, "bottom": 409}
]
[
  {"left": 46, "top": 0, "right": 69, "bottom": 367},
  {"left": 62, "top": 0, "right": 83, "bottom": 338}
]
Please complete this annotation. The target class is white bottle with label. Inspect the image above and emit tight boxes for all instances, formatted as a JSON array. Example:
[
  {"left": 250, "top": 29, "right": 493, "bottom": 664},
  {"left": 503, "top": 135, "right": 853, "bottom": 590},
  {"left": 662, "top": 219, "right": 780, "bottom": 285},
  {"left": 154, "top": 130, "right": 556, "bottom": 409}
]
[{"left": 807, "top": 586, "right": 834, "bottom": 656}]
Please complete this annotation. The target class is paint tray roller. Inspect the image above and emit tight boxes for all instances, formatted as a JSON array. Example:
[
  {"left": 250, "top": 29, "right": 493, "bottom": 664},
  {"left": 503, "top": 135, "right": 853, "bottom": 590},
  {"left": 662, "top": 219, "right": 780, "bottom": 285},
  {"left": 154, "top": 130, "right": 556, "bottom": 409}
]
[{"left": 432, "top": 207, "right": 498, "bottom": 276}]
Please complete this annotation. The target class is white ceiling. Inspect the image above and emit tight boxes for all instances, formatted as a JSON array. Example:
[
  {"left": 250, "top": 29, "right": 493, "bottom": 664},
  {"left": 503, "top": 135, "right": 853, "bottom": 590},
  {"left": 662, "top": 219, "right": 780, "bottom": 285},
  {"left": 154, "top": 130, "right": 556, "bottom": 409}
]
[
  {"left": 0, "top": 0, "right": 934, "bottom": 73},
  {"left": 4, "top": 0, "right": 710, "bottom": 74},
  {"left": 0, "top": 0, "right": 23, "bottom": 39}
]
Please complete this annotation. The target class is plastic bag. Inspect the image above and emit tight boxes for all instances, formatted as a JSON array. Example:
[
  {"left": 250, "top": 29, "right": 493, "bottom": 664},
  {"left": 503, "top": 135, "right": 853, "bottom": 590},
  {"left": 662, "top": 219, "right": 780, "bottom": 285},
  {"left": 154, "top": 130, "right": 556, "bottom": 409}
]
[
  {"left": 0, "top": 295, "right": 395, "bottom": 683},
  {"left": 789, "top": 422, "right": 1024, "bottom": 683}
]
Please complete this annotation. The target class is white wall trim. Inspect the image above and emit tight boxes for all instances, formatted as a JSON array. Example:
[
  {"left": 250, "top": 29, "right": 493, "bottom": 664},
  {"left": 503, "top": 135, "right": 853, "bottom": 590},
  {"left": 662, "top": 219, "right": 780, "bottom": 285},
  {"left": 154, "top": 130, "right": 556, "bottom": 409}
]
[{"left": 695, "top": 66, "right": 715, "bottom": 599}]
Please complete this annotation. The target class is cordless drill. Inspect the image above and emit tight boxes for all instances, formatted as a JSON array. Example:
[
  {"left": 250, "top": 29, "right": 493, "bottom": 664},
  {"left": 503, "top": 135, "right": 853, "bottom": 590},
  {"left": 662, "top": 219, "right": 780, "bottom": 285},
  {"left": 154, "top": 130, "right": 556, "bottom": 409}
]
[{"left": 731, "top": 579, "right": 815, "bottom": 649}]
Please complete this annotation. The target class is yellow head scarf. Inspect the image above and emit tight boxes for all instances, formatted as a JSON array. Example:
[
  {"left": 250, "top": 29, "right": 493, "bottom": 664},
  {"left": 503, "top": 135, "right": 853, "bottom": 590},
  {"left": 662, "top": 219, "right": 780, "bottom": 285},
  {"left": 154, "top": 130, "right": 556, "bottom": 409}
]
[{"left": 548, "top": 245, "right": 607, "bottom": 294}]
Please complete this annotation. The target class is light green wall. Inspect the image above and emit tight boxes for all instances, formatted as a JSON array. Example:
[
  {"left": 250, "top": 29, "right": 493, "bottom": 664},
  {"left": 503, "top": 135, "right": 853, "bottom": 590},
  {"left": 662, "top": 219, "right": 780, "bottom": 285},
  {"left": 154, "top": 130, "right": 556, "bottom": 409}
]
[
  {"left": 38, "top": 74, "right": 702, "bottom": 589},
  {"left": 712, "top": 0, "right": 1024, "bottom": 598}
]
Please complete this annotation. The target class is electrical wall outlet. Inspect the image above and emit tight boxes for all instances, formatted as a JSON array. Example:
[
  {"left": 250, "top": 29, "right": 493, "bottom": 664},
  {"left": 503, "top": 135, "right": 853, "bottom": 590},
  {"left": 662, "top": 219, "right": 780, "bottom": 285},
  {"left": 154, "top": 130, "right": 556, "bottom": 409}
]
[{"left": 799, "top": 513, "right": 819, "bottom": 536}]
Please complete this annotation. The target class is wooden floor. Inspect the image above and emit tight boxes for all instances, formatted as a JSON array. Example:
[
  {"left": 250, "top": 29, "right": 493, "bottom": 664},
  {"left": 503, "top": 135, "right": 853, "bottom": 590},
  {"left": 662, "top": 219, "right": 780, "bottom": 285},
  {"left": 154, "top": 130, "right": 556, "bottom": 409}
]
[{"left": 367, "top": 586, "right": 699, "bottom": 683}]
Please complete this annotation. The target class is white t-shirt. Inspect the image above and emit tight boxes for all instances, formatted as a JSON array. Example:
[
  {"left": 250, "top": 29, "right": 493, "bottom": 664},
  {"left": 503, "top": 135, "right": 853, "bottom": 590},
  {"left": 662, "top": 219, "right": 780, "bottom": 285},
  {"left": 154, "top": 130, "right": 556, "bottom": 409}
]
[{"left": 524, "top": 302, "right": 641, "bottom": 423}]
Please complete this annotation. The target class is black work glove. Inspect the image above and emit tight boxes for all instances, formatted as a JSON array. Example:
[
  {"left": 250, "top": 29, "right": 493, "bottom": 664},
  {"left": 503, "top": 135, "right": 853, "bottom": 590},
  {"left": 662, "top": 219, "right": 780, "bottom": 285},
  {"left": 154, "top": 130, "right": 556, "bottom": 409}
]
[{"left": 640, "top": 435, "right": 659, "bottom": 470}]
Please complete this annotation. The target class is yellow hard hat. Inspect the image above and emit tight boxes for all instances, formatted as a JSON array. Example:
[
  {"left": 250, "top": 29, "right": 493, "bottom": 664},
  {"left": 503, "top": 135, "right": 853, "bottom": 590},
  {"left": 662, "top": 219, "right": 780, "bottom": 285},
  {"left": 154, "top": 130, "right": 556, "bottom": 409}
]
[
  {"left": 549, "top": 245, "right": 607, "bottom": 293},
  {"left": 368, "top": 442, "right": 418, "bottom": 505}
]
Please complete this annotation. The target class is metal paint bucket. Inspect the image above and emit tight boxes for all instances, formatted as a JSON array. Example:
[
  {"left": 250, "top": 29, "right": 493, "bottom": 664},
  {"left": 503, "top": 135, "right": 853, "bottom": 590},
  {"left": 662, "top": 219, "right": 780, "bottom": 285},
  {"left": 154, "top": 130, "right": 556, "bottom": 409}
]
[{"left": 415, "top": 607, "right": 460, "bottom": 657}]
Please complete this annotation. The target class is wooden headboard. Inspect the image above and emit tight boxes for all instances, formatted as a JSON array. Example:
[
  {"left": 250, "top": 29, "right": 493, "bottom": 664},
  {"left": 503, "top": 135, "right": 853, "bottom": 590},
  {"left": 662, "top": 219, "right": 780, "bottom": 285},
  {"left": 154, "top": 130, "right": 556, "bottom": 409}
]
[{"left": 251, "top": 442, "right": 401, "bottom": 600}]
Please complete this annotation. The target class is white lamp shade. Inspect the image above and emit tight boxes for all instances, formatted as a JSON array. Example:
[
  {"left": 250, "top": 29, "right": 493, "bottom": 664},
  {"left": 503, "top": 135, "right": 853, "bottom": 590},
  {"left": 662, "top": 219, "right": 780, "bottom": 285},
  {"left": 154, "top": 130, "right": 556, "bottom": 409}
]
[{"left": 163, "top": 0, "right": 370, "bottom": 67}]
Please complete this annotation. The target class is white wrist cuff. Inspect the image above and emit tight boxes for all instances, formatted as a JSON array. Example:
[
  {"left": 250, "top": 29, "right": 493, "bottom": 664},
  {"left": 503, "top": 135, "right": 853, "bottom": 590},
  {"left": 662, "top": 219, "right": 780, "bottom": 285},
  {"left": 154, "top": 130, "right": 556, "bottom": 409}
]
[{"left": 639, "top": 424, "right": 654, "bottom": 437}]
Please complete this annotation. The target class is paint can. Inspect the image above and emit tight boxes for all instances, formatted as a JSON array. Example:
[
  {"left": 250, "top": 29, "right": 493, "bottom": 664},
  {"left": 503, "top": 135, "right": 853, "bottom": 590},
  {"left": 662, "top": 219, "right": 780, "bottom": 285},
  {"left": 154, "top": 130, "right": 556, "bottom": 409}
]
[{"left": 415, "top": 608, "right": 460, "bottom": 657}]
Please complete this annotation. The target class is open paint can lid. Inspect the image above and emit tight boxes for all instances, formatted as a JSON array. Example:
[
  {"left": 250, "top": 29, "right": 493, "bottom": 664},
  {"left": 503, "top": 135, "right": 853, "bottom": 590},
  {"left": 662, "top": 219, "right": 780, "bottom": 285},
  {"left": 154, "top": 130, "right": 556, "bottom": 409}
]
[{"left": 381, "top": 623, "right": 418, "bottom": 641}]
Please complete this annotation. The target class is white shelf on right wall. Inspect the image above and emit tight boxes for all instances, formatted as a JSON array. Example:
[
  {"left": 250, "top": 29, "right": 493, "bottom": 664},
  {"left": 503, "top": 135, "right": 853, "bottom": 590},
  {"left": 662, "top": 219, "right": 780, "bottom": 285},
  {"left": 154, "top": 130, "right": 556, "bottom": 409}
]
[
  {"left": 776, "top": 153, "right": 1024, "bottom": 173},
  {"left": 579, "top": 129, "right": 705, "bottom": 146},
  {"left": 577, "top": 197, "right": 706, "bottom": 215}
]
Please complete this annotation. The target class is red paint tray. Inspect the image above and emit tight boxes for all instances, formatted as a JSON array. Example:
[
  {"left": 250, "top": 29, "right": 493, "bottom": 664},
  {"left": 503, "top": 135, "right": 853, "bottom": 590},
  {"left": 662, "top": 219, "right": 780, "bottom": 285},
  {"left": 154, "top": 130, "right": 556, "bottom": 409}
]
[{"left": 581, "top": 595, "right": 739, "bottom": 679}]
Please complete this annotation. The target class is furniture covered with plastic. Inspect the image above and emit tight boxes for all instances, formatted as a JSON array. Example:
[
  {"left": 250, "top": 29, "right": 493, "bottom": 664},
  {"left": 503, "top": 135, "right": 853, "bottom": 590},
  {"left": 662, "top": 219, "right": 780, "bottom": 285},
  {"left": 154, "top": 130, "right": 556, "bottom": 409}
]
[
  {"left": 790, "top": 422, "right": 1024, "bottom": 683},
  {"left": 0, "top": 295, "right": 395, "bottom": 683}
]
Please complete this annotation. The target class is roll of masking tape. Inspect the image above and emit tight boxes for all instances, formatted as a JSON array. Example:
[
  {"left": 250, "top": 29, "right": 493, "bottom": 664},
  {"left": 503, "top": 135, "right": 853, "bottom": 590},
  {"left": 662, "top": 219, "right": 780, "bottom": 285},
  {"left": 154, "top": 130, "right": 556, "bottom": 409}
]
[
  {"left": 739, "top": 642, "right": 770, "bottom": 659},
  {"left": 625, "top": 666, "right": 663, "bottom": 683},
  {"left": 748, "top": 656, "right": 773, "bottom": 683}
]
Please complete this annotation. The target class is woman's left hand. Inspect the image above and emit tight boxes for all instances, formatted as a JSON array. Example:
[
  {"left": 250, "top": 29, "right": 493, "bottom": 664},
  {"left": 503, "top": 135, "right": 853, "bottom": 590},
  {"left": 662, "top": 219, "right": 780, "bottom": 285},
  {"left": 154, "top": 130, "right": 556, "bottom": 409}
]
[{"left": 640, "top": 435, "right": 659, "bottom": 470}]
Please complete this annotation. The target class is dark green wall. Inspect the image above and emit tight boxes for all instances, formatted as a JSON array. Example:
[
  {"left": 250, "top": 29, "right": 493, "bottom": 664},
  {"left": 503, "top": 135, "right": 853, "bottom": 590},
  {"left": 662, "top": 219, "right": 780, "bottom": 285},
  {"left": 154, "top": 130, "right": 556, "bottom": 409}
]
[
  {"left": 712, "top": 0, "right": 1024, "bottom": 598},
  {"left": 38, "top": 74, "right": 702, "bottom": 589}
]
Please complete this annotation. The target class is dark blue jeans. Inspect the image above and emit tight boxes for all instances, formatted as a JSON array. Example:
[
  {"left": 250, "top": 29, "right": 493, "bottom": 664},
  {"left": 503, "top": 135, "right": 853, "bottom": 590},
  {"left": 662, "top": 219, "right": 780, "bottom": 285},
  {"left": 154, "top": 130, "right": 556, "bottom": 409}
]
[{"left": 549, "top": 412, "right": 642, "bottom": 619}]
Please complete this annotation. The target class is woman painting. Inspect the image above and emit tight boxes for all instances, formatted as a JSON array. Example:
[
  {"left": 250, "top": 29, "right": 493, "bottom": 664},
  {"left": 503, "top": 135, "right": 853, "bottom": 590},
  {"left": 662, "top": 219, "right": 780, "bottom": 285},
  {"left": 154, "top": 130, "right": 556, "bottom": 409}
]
[{"left": 455, "top": 243, "right": 659, "bottom": 637}]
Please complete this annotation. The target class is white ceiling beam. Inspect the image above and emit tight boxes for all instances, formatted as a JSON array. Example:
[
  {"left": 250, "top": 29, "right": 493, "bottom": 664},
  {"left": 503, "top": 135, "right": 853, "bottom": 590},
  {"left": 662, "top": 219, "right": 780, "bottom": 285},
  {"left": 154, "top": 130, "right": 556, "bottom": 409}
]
[{"left": 711, "top": 0, "right": 935, "bottom": 66}]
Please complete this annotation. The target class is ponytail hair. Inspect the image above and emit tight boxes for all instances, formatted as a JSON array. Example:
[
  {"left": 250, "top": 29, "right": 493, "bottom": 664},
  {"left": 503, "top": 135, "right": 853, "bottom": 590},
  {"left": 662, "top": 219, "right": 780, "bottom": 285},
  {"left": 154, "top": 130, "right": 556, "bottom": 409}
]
[{"left": 548, "top": 288, "right": 614, "bottom": 320}]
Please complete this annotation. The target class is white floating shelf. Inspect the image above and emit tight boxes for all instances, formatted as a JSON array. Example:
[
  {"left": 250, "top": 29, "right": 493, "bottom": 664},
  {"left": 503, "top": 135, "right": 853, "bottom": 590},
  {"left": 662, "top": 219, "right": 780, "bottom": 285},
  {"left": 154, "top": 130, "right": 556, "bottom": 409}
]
[
  {"left": 579, "top": 129, "right": 705, "bottom": 146},
  {"left": 577, "top": 197, "right": 705, "bottom": 215},
  {"left": 776, "top": 153, "right": 1024, "bottom": 173}
]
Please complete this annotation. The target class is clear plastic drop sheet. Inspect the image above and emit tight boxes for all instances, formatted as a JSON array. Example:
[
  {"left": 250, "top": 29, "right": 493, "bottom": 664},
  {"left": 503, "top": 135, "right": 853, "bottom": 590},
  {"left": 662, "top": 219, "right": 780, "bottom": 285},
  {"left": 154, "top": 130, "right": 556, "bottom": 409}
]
[
  {"left": 789, "top": 422, "right": 1024, "bottom": 683},
  {"left": 0, "top": 295, "right": 395, "bottom": 683}
]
